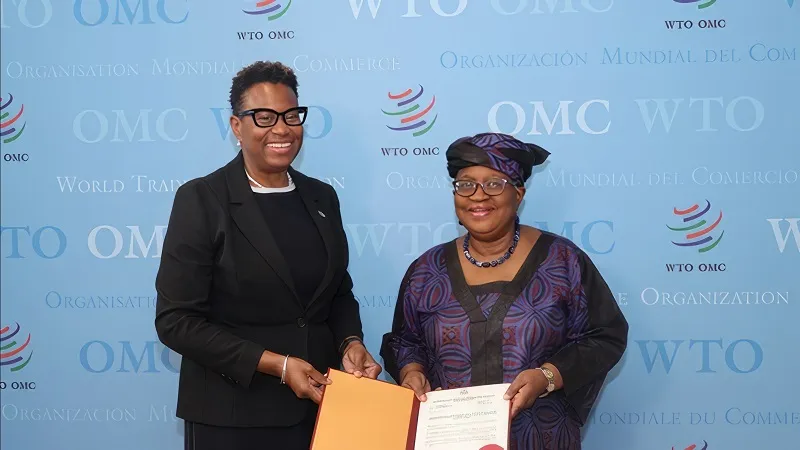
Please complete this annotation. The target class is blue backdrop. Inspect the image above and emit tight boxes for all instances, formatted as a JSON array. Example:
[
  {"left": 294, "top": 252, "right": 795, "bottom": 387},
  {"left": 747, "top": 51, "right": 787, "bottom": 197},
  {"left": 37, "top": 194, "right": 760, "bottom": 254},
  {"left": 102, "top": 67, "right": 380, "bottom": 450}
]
[{"left": 1, "top": 1, "right": 798, "bottom": 449}]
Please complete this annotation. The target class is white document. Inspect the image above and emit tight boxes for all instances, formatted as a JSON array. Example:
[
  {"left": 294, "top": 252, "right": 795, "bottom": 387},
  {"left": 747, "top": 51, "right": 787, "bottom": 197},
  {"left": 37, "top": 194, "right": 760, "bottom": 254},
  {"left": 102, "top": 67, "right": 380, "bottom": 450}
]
[{"left": 414, "top": 383, "right": 511, "bottom": 450}]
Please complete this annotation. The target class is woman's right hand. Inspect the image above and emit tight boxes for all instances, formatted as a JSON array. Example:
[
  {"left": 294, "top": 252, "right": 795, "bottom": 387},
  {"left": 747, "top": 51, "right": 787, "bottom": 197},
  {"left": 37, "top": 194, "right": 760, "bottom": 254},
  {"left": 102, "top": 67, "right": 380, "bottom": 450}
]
[
  {"left": 283, "top": 357, "right": 331, "bottom": 404},
  {"left": 400, "top": 369, "right": 432, "bottom": 402}
]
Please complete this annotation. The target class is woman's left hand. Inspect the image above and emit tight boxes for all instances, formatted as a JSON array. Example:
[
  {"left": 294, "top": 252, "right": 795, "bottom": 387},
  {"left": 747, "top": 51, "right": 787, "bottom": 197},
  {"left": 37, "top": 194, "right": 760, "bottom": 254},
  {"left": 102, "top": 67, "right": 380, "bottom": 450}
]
[
  {"left": 342, "top": 341, "right": 382, "bottom": 379},
  {"left": 503, "top": 369, "right": 548, "bottom": 419}
]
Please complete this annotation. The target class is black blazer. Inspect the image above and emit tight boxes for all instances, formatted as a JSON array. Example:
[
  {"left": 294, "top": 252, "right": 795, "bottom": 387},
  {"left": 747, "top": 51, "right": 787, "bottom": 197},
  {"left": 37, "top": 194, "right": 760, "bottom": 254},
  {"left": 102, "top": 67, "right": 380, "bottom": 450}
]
[{"left": 154, "top": 152, "right": 363, "bottom": 427}]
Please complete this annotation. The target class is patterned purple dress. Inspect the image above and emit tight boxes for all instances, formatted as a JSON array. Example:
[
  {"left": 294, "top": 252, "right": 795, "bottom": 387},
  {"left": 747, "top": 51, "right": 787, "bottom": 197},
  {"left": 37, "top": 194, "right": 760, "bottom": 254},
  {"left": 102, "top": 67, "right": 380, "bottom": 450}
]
[{"left": 380, "top": 232, "right": 628, "bottom": 450}]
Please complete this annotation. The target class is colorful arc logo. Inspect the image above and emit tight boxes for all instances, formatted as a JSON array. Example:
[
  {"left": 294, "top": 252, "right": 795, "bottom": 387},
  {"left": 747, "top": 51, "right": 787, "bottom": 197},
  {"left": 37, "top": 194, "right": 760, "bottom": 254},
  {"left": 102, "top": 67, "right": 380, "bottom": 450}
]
[
  {"left": 382, "top": 85, "right": 438, "bottom": 137},
  {"left": 0, "top": 93, "right": 26, "bottom": 144},
  {"left": 672, "top": 441, "right": 708, "bottom": 450},
  {"left": 243, "top": 0, "right": 292, "bottom": 20},
  {"left": 667, "top": 200, "right": 724, "bottom": 253},
  {"left": 0, "top": 323, "right": 32, "bottom": 372},
  {"left": 674, "top": 0, "right": 716, "bottom": 8}
]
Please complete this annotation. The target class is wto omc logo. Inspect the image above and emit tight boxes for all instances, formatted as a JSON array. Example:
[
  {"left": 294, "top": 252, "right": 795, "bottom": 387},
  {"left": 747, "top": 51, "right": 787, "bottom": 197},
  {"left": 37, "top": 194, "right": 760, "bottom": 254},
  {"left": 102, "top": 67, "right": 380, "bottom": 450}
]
[
  {"left": 674, "top": 0, "right": 716, "bottom": 9},
  {"left": 666, "top": 0, "right": 725, "bottom": 30},
  {"left": 243, "top": 0, "right": 292, "bottom": 20},
  {"left": 382, "top": 85, "right": 438, "bottom": 138},
  {"left": 1, "top": 93, "right": 26, "bottom": 144},
  {"left": 0, "top": 323, "right": 33, "bottom": 372},
  {"left": 672, "top": 441, "right": 708, "bottom": 450},
  {"left": 237, "top": 0, "right": 295, "bottom": 41},
  {"left": 668, "top": 200, "right": 724, "bottom": 253}
]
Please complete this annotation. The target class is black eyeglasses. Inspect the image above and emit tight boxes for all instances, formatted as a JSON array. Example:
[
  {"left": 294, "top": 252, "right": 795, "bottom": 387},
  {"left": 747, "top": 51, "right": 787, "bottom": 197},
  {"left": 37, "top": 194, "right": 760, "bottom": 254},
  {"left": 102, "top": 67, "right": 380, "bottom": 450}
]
[
  {"left": 452, "top": 178, "right": 517, "bottom": 197},
  {"left": 236, "top": 107, "right": 308, "bottom": 128}
]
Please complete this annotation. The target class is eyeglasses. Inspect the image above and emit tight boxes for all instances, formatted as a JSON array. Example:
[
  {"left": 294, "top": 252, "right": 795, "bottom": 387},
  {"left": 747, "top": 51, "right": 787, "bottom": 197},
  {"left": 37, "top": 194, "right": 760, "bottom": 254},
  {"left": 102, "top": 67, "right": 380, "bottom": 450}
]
[
  {"left": 237, "top": 107, "right": 308, "bottom": 128},
  {"left": 452, "top": 178, "right": 517, "bottom": 197}
]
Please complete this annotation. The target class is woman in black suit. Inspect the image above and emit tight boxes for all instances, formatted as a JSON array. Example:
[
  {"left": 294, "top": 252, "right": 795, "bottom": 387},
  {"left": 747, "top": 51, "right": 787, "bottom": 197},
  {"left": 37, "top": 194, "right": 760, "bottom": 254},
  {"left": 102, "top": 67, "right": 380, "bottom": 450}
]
[{"left": 154, "top": 61, "right": 381, "bottom": 450}]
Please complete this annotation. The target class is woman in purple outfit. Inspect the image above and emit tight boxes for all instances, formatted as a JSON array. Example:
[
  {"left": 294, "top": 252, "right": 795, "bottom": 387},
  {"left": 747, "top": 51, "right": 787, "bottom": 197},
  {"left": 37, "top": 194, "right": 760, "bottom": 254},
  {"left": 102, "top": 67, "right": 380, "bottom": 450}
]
[{"left": 380, "top": 132, "right": 629, "bottom": 450}]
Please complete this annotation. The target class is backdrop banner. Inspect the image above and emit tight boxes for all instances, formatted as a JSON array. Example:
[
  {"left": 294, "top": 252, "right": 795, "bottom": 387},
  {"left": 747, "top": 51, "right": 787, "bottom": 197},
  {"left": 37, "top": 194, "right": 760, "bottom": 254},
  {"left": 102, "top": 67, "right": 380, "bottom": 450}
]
[{"left": 1, "top": 1, "right": 798, "bottom": 449}]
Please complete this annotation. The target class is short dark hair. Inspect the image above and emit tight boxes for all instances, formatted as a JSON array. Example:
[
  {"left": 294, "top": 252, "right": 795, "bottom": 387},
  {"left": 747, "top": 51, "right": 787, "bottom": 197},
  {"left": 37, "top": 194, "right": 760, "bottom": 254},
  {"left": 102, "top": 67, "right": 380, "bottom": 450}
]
[{"left": 228, "top": 61, "right": 299, "bottom": 114}]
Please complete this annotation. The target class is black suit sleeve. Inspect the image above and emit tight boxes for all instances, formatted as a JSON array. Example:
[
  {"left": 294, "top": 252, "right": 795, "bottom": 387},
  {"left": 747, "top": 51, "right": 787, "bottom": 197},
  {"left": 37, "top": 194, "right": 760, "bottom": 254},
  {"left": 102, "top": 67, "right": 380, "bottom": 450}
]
[
  {"left": 324, "top": 186, "right": 364, "bottom": 349},
  {"left": 155, "top": 181, "right": 265, "bottom": 388}
]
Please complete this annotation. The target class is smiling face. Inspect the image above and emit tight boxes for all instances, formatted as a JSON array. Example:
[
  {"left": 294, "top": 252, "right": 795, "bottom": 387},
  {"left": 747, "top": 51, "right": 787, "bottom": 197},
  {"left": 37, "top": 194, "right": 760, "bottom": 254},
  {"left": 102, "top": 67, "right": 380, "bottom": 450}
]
[
  {"left": 229, "top": 82, "right": 304, "bottom": 175},
  {"left": 453, "top": 165, "right": 525, "bottom": 238}
]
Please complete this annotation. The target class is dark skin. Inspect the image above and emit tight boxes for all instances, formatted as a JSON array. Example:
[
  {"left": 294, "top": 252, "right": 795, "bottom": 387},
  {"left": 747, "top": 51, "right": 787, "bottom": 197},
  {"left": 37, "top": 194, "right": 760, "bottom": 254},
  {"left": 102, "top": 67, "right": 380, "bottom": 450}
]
[
  {"left": 230, "top": 82, "right": 381, "bottom": 403},
  {"left": 399, "top": 165, "right": 565, "bottom": 418},
  {"left": 230, "top": 82, "right": 304, "bottom": 188}
]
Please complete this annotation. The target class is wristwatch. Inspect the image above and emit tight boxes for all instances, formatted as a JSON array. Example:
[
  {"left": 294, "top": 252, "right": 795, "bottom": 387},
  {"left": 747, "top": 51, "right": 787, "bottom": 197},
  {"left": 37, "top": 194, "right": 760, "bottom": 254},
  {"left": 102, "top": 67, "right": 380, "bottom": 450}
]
[{"left": 537, "top": 367, "right": 555, "bottom": 398}]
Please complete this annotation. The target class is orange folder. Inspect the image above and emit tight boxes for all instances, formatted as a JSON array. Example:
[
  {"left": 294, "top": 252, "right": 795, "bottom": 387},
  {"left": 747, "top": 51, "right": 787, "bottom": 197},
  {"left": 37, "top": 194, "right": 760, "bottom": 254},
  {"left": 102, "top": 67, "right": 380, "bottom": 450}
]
[
  {"left": 310, "top": 368, "right": 420, "bottom": 450},
  {"left": 311, "top": 369, "right": 510, "bottom": 450}
]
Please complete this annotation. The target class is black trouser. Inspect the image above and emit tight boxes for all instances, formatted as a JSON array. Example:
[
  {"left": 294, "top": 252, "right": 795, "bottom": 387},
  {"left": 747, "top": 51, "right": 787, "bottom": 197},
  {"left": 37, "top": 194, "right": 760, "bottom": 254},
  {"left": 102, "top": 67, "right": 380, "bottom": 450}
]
[{"left": 185, "top": 415, "right": 316, "bottom": 450}]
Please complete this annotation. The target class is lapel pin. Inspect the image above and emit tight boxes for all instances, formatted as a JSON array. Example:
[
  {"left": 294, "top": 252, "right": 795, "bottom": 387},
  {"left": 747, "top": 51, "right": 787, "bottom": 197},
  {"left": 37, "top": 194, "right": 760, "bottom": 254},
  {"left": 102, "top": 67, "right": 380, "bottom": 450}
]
[{"left": 318, "top": 210, "right": 326, "bottom": 218}]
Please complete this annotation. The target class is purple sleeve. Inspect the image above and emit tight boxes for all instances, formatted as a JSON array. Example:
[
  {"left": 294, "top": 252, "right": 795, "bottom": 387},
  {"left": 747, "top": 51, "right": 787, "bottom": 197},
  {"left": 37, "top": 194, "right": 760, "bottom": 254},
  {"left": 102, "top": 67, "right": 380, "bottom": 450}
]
[
  {"left": 546, "top": 248, "right": 629, "bottom": 425},
  {"left": 379, "top": 259, "right": 429, "bottom": 383}
]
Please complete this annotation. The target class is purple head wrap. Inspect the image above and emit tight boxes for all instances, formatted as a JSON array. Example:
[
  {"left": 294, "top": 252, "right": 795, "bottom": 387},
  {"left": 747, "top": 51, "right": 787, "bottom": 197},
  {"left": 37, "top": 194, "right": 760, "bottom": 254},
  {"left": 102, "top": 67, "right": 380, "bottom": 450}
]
[{"left": 445, "top": 132, "right": 550, "bottom": 186}]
